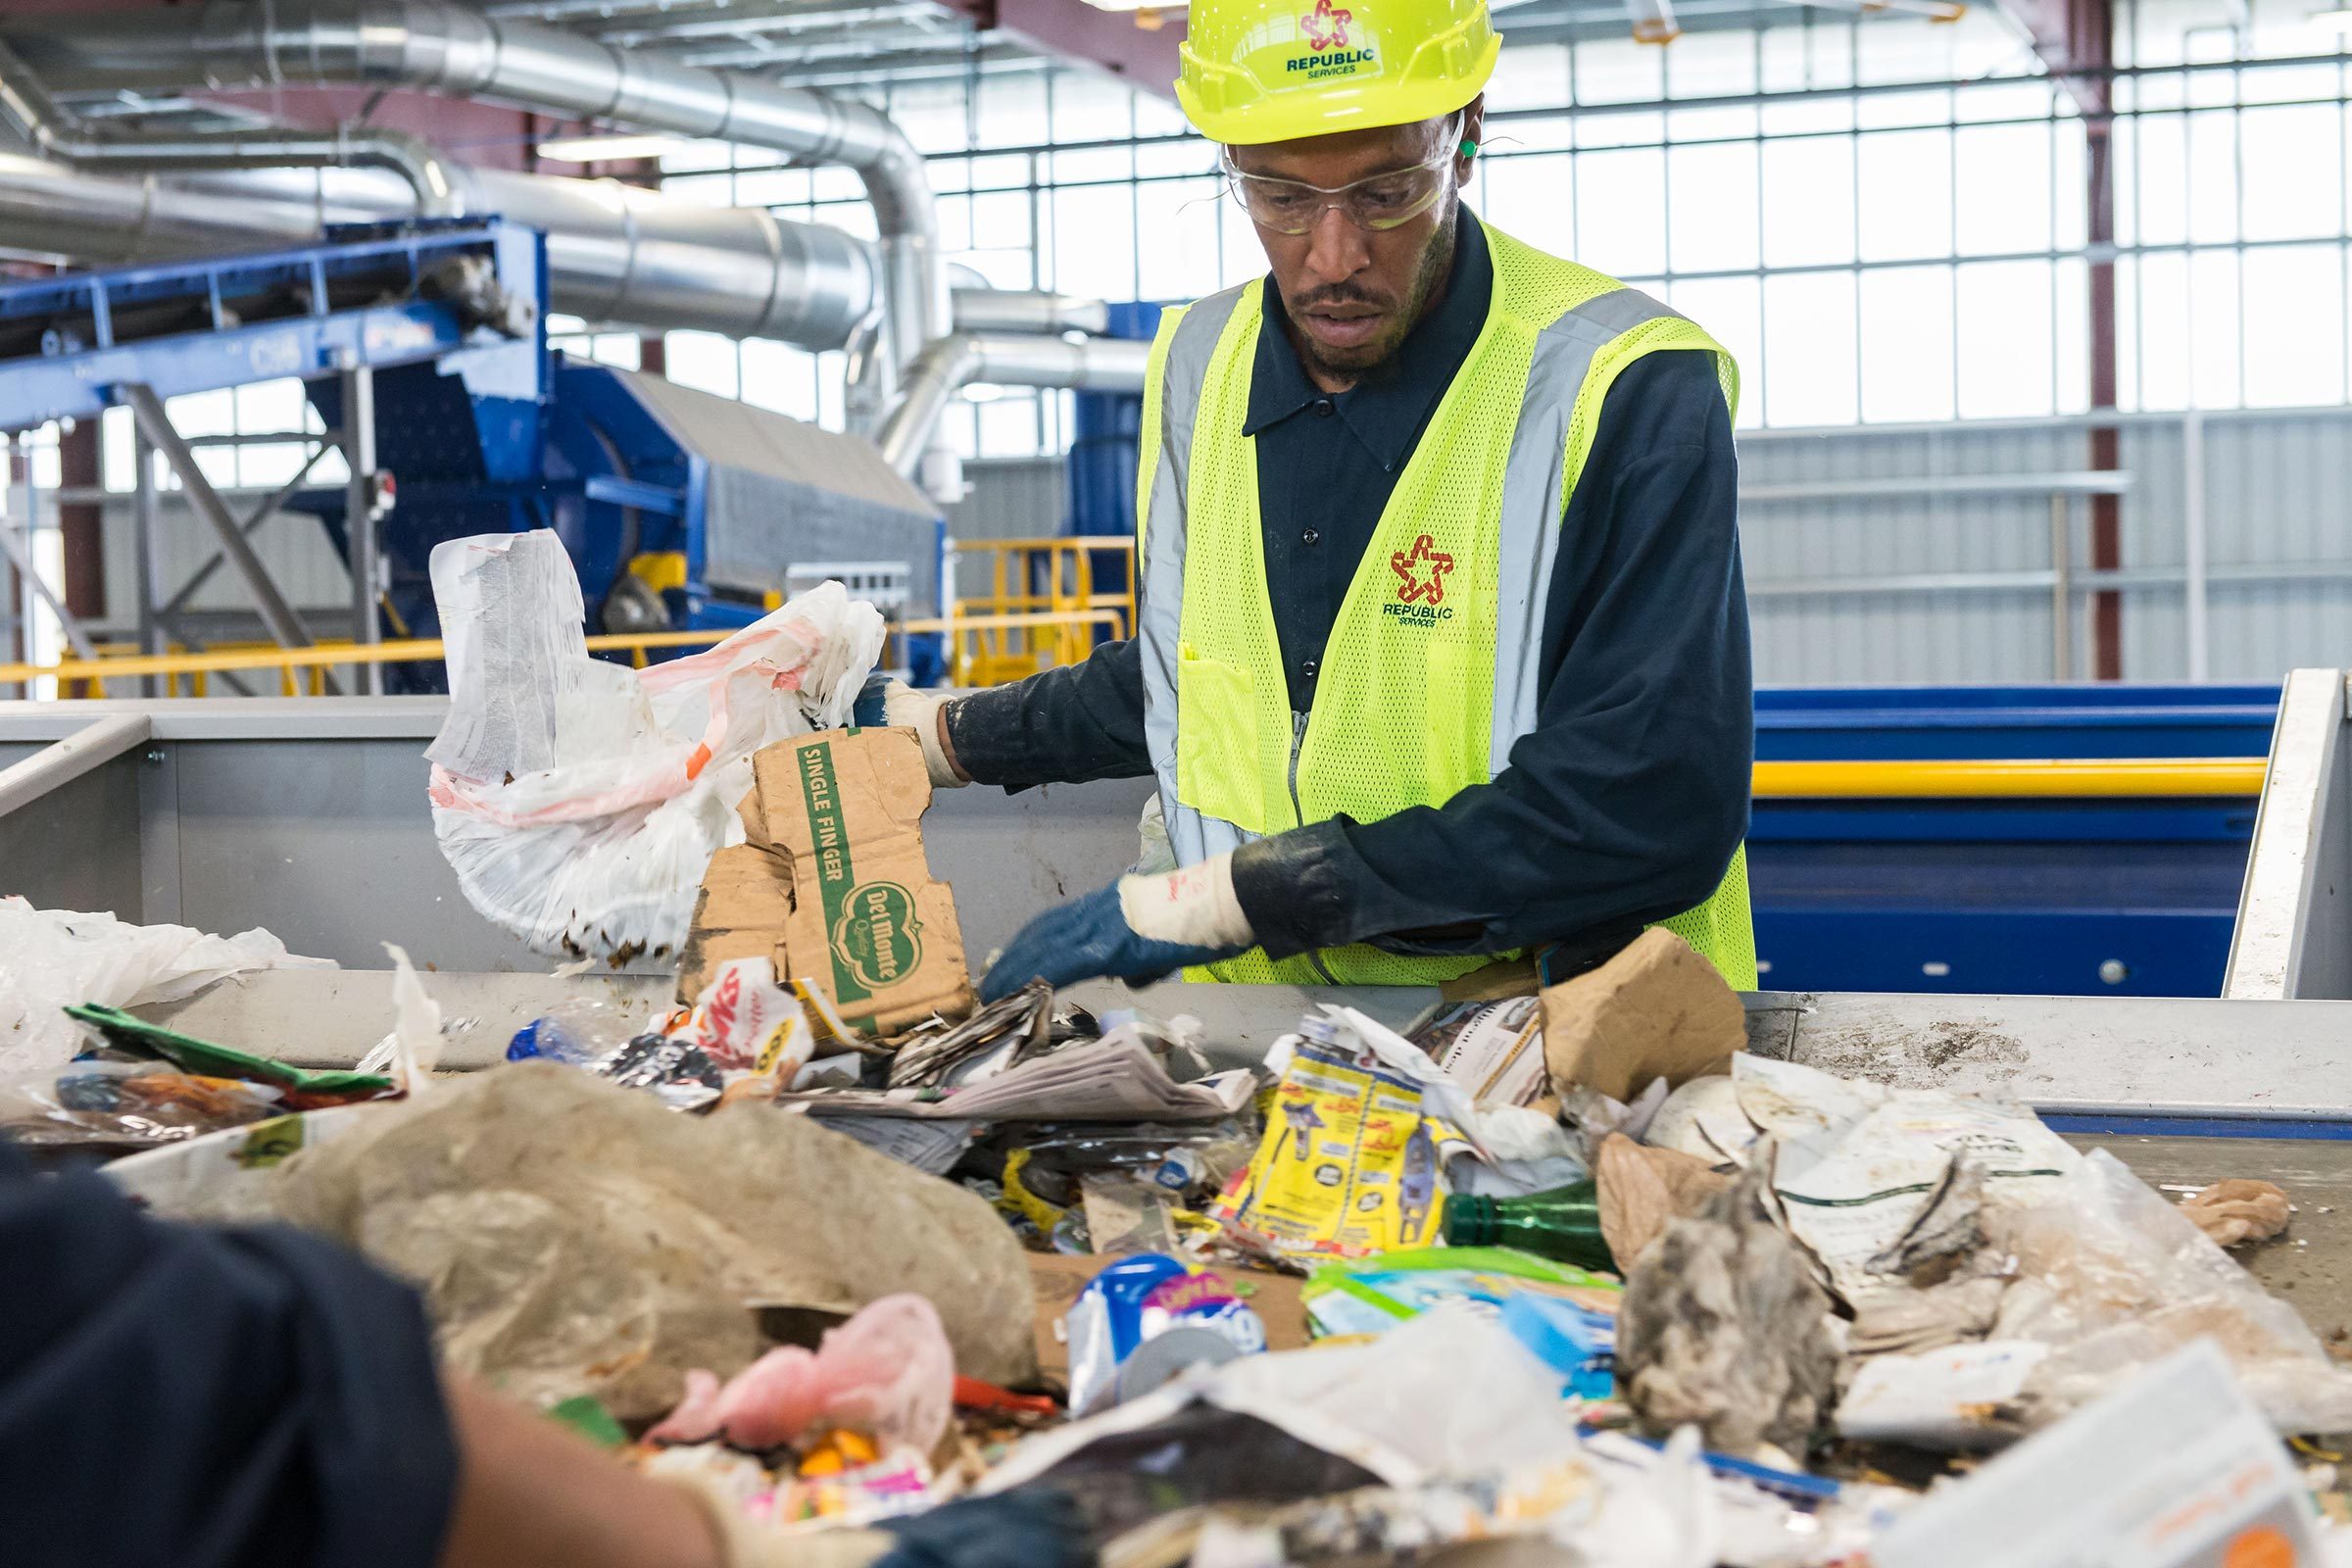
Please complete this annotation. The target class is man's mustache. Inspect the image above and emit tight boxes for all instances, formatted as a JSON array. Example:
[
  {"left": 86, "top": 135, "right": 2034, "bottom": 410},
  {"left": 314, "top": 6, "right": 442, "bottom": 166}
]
[{"left": 1290, "top": 284, "right": 1391, "bottom": 313}]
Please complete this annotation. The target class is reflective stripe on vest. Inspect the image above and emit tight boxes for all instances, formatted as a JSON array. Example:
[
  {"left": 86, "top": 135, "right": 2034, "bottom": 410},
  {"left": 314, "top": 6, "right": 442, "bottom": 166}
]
[{"left": 1134, "top": 220, "right": 1757, "bottom": 989}]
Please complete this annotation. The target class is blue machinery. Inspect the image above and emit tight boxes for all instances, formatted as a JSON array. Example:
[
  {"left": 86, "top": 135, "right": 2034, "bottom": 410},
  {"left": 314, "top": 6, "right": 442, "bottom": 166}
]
[
  {"left": 1747, "top": 685, "right": 2276, "bottom": 999},
  {"left": 0, "top": 226, "right": 2279, "bottom": 998},
  {"left": 0, "top": 220, "right": 950, "bottom": 690}
]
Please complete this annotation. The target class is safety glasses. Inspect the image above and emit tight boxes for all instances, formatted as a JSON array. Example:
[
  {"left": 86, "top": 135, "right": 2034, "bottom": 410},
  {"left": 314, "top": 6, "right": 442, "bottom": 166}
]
[{"left": 1220, "top": 121, "right": 1462, "bottom": 235}]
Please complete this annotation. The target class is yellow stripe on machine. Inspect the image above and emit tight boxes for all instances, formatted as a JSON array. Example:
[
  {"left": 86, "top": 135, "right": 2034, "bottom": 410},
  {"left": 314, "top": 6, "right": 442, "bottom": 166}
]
[{"left": 1752, "top": 758, "right": 2267, "bottom": 799}]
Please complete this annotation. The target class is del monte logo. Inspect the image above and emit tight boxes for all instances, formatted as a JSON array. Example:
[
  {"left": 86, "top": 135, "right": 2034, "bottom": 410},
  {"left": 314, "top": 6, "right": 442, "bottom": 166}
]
[{"left": 831, "top": 879, "right": 924, "bottom": 990}]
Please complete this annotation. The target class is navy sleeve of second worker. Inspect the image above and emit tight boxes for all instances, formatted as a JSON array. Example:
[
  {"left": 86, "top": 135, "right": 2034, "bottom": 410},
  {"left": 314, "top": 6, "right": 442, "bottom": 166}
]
[
  {"left": 942, "top": 634, "right": 1152, "bottom": 790},
  {"left": 1231, "top": 350, "right": 1752, "bottom": 958},
  {"left": 0, "top": 1140, "right": 459, "bottom": 1568}
]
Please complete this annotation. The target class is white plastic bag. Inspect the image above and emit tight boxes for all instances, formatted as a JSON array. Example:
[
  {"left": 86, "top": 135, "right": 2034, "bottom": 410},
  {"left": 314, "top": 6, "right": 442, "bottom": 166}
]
[
  {"left": 0, "top": 898, "right": 335, "bottom": 1073},
  {"left": 1995, "top": 1149, "right": 2352, "bottom": 1434},
  {"left": 425, "top": 532, "right": 885, "bottom": 961}
]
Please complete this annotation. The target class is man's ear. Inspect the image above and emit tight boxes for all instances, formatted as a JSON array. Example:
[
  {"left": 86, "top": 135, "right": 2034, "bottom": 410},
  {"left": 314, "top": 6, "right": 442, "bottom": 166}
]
[{"left": 1456, "top": 93, "right": 1487, "bottom": 184}]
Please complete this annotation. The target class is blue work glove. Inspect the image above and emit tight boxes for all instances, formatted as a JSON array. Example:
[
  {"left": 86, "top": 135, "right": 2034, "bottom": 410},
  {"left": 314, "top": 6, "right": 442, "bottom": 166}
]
[
  {"left": 980, "top": 854, "right": 1253, "bottom": 1001},
  {"left": 848, "top": 675, "right": 966, "bottom": 788},
  {"left": 876, "top": 1491, "right": 1090, "bottom": 1568},
  {"left": 850, "top": 672, "right": 895, "bottom": 727}
]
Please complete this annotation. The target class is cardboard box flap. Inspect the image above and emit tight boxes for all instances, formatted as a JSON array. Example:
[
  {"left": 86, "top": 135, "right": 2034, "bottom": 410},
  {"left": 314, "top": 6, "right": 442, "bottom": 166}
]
[{"left": 691, "top": 844, "right": 796, "bottom": 931}]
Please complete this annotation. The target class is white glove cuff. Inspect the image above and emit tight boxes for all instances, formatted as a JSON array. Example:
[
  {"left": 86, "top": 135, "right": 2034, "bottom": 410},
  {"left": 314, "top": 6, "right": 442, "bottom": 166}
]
[
  {"left": 1117, "top": 853, "right": 1253, "bottom": 949},
  {"left": 883, "top": 684, "right": 966, "bottom": 790}
]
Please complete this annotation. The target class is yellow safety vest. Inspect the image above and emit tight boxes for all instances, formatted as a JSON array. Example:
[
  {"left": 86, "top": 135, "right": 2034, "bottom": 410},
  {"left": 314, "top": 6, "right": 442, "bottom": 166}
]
[{"left": 1134, "top": 218, "right": 1756, "bottom": 989}]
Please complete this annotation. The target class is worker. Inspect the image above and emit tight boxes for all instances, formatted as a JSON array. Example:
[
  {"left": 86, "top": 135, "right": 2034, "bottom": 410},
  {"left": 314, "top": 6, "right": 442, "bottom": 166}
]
[
  {"left": 0, "top": 1137, "right": 1083, "bottom": 1568},
  {"left": 878, "top": 0, "right": 1755, "bottom": 1001}
]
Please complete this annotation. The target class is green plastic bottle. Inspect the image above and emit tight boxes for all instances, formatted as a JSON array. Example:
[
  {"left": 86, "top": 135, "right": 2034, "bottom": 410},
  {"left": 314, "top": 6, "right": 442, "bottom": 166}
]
[{"left": 1442, "top": 1180, "right": 1617, "bottom": 1273}]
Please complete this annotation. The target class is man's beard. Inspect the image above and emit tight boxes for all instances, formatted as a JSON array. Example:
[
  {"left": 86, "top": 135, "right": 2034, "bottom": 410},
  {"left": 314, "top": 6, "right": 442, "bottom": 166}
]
[{"left": 1288, "top": 201, "right": 1458, "bottom": 387}]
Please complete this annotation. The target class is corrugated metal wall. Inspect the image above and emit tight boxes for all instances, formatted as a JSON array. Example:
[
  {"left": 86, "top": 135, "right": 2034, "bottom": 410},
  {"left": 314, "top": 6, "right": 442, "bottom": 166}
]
[
  {"left": 944, "top": 457, "right": 1066, "bottom": 600},
  {"left": 960, "top": 406, "right": 2352, "bottom": 685},
  {"left": 62, "top": 497, "right": 359, "bottom": 646}
]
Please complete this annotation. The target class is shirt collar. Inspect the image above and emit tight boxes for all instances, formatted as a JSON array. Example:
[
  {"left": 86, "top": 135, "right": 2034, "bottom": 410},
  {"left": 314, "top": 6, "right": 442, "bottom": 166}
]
[{"left": 1242, "top": 205, "right": 1494, "bottom": 473}]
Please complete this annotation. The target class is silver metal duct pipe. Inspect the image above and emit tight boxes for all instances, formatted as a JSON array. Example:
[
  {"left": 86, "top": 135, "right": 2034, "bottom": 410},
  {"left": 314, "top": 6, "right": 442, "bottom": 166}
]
[
  {"left": 204, "top": 162, "right": 887, "bottom": 346},
  {"left": 875, "top": 333, "right": 1152, "bottom": 481},
  {"left": 0, "top": 37, "right": 462, "bottom": 216},
  {"left": 0, "top": 153, "right": 884, "bottom": 348},
  {"left": 0, "top": 152, "right": 1114, "bottom": 360},
  {"left": 951, "top": 291, "right": 1113, "bottom": 337},
  {"left": 0, "top": 149, "right": 316, "bottom": 260},
  {"left": 842, "top": 288, "right": 1113, "bottom": 437},
  {"left": 6, "top": 0, "right": 949, "bottom": 404}
]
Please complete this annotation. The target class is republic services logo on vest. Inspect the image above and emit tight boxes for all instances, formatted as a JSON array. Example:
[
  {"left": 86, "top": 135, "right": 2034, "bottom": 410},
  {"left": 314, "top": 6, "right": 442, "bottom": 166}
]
[
  {"left": 1384, "top": 533, "right": 1455, "bottom": 626},
  {"left": 1291, "top": 0, "right": 1375, "bottom": 80}
]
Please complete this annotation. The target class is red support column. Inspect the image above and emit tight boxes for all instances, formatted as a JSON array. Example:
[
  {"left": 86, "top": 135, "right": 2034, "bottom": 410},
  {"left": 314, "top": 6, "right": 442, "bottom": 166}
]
[
  {"left": 58, "top": 416, "right": 102, "bottom": 621},
  {"left": 1998, "top": 0, "right": 2120, "bottom": 676},
  {"left": 2086, "top": 116, "right": 2123, "bottom": 680}
]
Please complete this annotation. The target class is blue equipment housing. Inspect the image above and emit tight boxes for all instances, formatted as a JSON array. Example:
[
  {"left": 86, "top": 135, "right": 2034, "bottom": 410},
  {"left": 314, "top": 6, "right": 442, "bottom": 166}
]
[
  {"left": 305, "top": 353, "right": 951, "bottom": 689},
  {"left": 1748, "top": 684, "right": 2276, "bottom": 998}
]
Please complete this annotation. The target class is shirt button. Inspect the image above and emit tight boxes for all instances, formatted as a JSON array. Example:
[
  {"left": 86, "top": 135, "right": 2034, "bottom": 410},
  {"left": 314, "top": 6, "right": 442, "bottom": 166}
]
[
  {"left": 1301, "top": 528, "right": 1320, "bottom": 546},
  {"left": 1312, "top": 399, "right": 1334, "bottom": 417}
]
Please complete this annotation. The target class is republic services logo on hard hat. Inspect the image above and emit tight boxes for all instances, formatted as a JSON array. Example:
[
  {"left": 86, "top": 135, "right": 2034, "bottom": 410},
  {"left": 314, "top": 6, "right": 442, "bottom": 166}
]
[
  {"left": 1302, "top": 0, "right": 1353, "bottom": 49},
  {"left": 1291, "top": 0, "right": 1376, "bottom": 78}
]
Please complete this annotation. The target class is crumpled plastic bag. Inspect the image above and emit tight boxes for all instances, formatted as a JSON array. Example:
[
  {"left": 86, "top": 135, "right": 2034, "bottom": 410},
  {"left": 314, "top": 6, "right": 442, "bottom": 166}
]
[
  {"left": 648, "top": 1293, "right": 955, "bottom": 1453},
  {"left": 1994, "top": 1149, "right": 2352, "bottom": 1435},
  {"left": 254, "top": 1060, "right": 1033, "bottom": 1419},
  {"left": 424, "top": 531, "right": 885, "bottom": 961},
  {"left": 0, "top": 897, "right": 334, "bottom": 1073}
]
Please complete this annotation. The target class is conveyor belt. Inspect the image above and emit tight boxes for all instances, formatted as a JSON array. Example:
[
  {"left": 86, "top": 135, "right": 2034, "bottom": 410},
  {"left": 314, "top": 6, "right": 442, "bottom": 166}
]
[
  {"left": 135, "top": 973, "right": 2352, "bottom": 1348},
  {"left": 2083, "top": 1134, "right": 2352, "bottom": 1348}
]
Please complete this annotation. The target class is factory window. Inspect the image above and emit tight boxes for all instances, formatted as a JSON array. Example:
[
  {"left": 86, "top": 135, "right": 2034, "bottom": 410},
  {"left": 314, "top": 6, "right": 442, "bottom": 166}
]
[{"left": 638, "top": 0, "right": 2352, "bottom": 453}]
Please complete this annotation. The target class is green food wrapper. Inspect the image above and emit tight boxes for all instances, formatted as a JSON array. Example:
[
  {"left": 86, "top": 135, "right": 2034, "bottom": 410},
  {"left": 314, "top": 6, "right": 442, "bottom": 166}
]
[{"left": 65, "top": 1004, "right": 396, "bottom": 1103}]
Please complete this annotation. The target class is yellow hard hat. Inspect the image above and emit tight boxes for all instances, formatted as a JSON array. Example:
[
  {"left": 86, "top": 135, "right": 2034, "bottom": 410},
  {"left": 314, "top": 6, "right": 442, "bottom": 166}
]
[{"left": 1176, "top": 0, "right": 1501, "bottom": 146}]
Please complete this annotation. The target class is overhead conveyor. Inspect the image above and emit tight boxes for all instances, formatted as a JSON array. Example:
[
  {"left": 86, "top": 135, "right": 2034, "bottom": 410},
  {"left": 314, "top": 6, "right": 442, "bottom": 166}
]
[{"left": 0, "top": 221, "right": 543, "bottom": 694}]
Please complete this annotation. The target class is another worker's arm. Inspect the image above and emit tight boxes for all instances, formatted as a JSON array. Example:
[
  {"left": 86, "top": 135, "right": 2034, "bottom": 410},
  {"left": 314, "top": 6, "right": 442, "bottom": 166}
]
[
  {"left": 1232, "top": 349, "right": 1751, "bottom": 962},
  {"left": 0, "top": 1139, "right": 718, "bottom": 1568}
]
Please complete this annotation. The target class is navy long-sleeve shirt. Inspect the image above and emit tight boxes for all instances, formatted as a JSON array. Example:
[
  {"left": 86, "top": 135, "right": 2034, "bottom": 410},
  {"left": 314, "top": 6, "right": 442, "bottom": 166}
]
[
  {"left": 948, "top": 208, "right": 1751, "bottom": 963},
  {"left": 0, "top": 1139, "right": 458, "bottom": 1568}
]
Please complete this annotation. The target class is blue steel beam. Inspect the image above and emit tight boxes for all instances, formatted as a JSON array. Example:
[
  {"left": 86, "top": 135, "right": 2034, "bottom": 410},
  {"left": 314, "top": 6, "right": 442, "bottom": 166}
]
[{"left": 0, "top": 221, "right": 543, "bottom": 432}]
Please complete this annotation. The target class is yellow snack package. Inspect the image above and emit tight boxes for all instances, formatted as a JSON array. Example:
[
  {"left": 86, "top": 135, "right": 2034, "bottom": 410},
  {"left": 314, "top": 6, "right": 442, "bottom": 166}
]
[{"left": 1213, "top": 1007, "right": 1479, "bottom": 1260}]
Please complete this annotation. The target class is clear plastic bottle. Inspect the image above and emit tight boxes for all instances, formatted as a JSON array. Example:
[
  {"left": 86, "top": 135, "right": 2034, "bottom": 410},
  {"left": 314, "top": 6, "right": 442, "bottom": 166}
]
[{"left": 506, "top": 999, "right": 642, "bottom": 1066}]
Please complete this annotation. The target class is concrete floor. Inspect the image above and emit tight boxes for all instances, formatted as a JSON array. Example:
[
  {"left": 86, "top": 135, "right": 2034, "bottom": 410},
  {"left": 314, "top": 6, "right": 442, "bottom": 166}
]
[{"left": 2081, "top": 1132, "right": 2352, "bottom": 1350}]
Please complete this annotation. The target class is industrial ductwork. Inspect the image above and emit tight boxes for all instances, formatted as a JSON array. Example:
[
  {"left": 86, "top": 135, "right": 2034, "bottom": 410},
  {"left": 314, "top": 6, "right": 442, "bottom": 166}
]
[
  {"left": 950, "top": 292, "right": 1114, "bottom": 337},
  {"left": 5, "top": 0, "right": 949, "bottom": 408},
  {"left": 875, "top": 332, "right": 1151, "bottom": 478},
  {"left": 0, "top": 152, "right": 887, "bottom": 349},
  {"left": 0, "top": 150, "right": 1120, "bottom": 368},
  {"left": 0, "top": 37, "right": 463, "bottom": 216}
]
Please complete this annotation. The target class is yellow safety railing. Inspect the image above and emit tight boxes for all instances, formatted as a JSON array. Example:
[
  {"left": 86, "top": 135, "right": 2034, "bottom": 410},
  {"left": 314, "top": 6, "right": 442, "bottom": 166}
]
[
  {"left": 0, "top": 611, "right": 1130, "bottom": 696},
  {"left": 0, "top": 640, "right": 2278, "bottom": 802},
  {"left": 956, "top": 536, "right": 1136, "bottom": 686}
]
